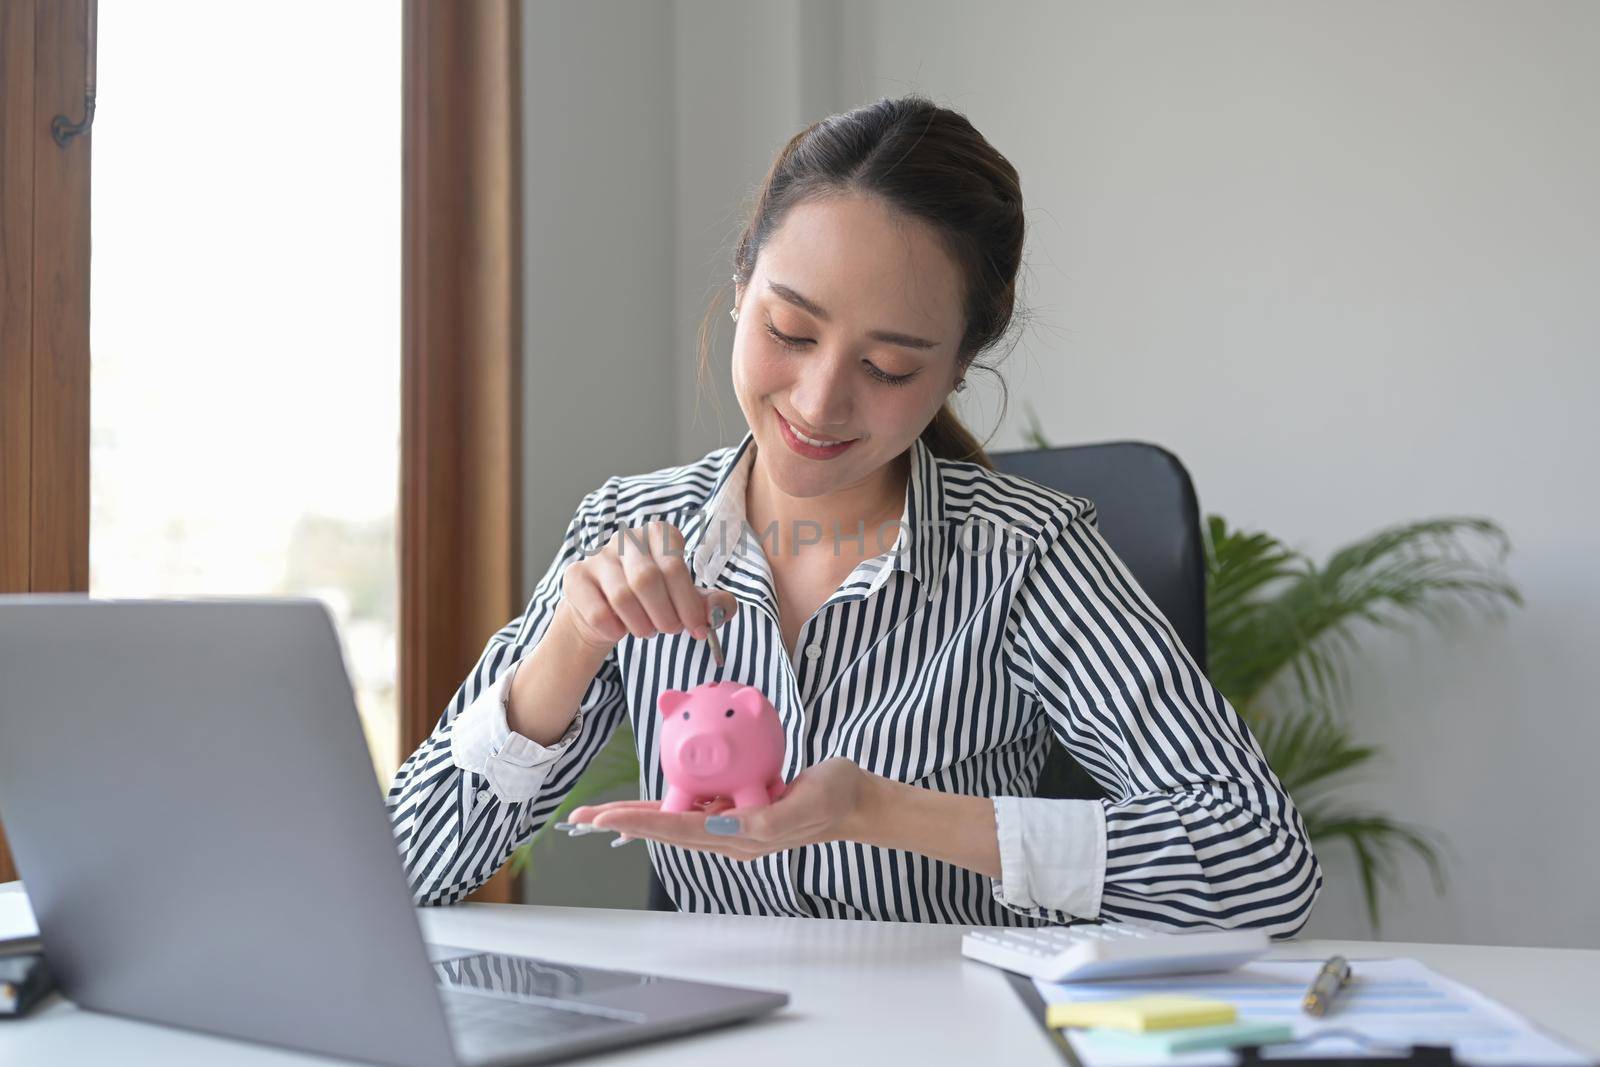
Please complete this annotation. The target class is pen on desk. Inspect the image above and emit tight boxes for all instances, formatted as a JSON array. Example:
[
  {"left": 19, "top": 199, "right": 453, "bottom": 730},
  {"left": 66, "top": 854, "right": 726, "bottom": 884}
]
[{"left": 1302, "top": 955, "right": 1352, "bottom": 1016}]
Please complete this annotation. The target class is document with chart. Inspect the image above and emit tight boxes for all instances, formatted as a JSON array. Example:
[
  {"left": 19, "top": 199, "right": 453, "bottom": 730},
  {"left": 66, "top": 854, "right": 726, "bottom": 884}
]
[{"left": 1034, "top": 957, "right": 1592, "bottom": 1066}]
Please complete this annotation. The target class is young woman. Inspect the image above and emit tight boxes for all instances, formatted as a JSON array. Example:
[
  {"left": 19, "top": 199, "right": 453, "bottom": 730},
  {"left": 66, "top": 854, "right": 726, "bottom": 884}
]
[{"left": 387, "top": 96, "right": 1321, "bottom": 934}]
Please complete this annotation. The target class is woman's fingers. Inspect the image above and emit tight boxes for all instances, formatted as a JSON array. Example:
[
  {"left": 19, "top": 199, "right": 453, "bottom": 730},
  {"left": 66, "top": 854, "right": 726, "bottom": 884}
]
[
  {"left": 593, "top": 551, "right": 655, "bottom": 639},
  {"left": 585, "top": 810, "right": 766, "bottom": 859},
  {"left": 568, "top": 796, "right": 734, "bottom": 825},
  {"left": 559, "top": 575, "right": 628, "bottom": 648},
  {"left": 663, "top": 561, "right": 712, "bottom": 641},
  {"left": 565, "top": 520, "right": 735, "bottom": 648},
  {"left": 617, "top": 539, "right": 681, "bottom": 637},
  {"left": 704, "top": 590, "right": 737, "bottom": 630},
  {"left": 567, "top": 800, "right": 663, "bottom": 823},
  {"left": 618, "top": 524, "right": 695, "bottom": 637},
  {"left": 645, "top": 522, "right": 710, "bottom": 640},
  {"left": 608, "top": 520, "right": 719, "bottom": 639}
]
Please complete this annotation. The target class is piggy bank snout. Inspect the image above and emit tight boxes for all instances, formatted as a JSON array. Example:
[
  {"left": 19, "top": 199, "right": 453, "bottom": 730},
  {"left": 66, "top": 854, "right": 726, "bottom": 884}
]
[{"left": 677, "top": 733, "right": 733, "bottom": 776}]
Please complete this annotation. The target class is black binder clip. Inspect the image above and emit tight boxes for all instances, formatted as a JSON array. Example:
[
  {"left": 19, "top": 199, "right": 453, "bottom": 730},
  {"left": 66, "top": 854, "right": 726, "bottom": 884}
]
[
  {"left": 1236, "top": 1029, "right": 1459, "bottom": 1065},
  {"left": 0, "top": 951, "right": 56, "bottom": 1018}
]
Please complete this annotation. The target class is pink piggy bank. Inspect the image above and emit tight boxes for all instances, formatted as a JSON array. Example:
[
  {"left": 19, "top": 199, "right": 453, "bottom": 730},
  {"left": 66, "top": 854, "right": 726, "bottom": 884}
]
[{"left": 656, "top": 681, "right": 787, "bottom": 813}]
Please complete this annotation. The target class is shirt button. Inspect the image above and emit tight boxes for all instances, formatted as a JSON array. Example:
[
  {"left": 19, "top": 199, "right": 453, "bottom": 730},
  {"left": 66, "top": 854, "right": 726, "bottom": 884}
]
[
  {"left": 476, "top": 788, "right": 490, "bottom": 804},
  {"left": 805, "top": 644, "right": 822, "bottom": 660}
]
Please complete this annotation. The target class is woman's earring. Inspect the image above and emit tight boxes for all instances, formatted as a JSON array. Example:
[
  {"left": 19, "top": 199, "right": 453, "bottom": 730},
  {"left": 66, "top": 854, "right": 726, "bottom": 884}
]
[
  {"left": 954, "top": 377, "right": 967, "bottom": 393},
  {"left": 729, "top": 306, "right": 739, "bottom": 323}
]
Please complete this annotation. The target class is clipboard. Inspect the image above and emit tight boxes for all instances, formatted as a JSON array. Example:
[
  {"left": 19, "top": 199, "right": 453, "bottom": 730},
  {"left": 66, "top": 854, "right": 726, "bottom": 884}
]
[
  {"left": 1006, "top": 970, "right": 1087, "bottom": 1067},
  {"left": 1004, "top": 970, "right": 1467, "bottom": 1066}
]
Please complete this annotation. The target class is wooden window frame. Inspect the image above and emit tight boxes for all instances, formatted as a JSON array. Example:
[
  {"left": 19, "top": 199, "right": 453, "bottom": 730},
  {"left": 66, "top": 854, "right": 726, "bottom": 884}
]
[
  {"left": 0, "top": 0, "right": 526, "bottom": 907},
  {"left": 0, "top": 0, "right": 94, "bottom": 885},
  {"left": 400, "top": 0, "right": 525, "bottom": 905}
]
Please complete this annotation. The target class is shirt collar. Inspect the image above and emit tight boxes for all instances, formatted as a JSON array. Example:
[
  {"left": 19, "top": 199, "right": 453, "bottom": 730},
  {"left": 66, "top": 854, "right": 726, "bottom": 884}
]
[{"left": 683, "top": 430, "right": 950, "bottom": 604}]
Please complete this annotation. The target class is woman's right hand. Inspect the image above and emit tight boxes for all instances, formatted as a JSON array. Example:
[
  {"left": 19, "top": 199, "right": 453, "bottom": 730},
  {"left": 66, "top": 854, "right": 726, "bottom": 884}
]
[{"left": 555, "top": 519, "right": 737, "bottom": 656}]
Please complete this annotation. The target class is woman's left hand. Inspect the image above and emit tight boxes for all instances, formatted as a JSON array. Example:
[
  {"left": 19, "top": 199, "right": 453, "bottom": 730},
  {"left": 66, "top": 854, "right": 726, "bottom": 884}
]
[{"left": 567, "top": 758, "right": 873, "bottom": 861}]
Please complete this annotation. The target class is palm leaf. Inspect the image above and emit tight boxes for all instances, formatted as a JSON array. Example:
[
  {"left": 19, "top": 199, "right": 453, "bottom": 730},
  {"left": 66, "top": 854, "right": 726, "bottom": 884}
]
[
  {"left": 1213, "top": 514, "right": 1518, "bottom": 925},
  {"left": 1210, "top": 516, "right": 1520, "bottom": 715},
  {"left": 1252, "top": 707, "right": 1377, "bottom": 805},
  {"left": 1203, "top": 516, "right": 1310, "bottom": 716},
  {"left": 1252, "top": 708, "right": 1447, "bottom": 928},
  {"left": 1271, "top": 518, "right": 1519, "bottom": 713},
  {"left": 1299, "top": 806, "right": 1448, "bottom": 932},
  {"left": 1019, "top": 402, "right": 1052, "bottom": 450}
]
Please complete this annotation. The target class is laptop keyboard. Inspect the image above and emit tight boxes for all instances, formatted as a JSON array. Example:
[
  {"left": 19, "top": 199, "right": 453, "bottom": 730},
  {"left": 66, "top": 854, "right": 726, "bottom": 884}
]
[
  {"left": 438, "top": 987, "right": 629, "bottom": 1041},
  {"left": 433, "top": 950, "right": 642, "bottom": 1056}
]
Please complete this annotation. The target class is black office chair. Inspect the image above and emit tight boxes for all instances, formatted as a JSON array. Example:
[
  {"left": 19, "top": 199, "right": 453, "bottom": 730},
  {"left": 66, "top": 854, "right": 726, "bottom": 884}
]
[{"left": 644, "top": 440, "right": 1206, "bottom": 911}]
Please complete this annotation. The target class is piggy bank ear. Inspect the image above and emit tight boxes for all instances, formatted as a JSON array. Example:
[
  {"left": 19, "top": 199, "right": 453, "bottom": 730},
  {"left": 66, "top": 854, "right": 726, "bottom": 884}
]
[
  {"left": 730, "top": 685, "right": 768, "bottom": 716},
  {"left": 657, "top": 689, "right": 692, "bottom": 718}
]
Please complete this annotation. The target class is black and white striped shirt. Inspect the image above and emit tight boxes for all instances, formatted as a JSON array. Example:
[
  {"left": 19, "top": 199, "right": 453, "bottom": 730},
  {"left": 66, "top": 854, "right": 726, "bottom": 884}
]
[{"left": 386, "top": 431, "right": 1322, "bottom": 935}]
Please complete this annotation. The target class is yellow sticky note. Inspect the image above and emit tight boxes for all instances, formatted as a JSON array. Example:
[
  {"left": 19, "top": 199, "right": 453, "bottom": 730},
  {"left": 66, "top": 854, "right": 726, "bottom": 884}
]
[{"left": 1047, "top": 994, "right": 1237, "bottom": 1033}]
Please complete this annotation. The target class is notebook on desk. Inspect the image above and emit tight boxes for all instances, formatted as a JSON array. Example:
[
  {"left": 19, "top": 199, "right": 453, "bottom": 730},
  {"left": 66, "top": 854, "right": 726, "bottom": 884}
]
[{"left": 0, "top": 889, "right": 41, "bottom": 957}]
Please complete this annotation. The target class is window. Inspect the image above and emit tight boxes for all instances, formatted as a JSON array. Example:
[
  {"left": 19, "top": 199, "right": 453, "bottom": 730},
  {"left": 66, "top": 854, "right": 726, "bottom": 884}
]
[{"left": 88, "top": 3, "right": 403, "bottom": 781}]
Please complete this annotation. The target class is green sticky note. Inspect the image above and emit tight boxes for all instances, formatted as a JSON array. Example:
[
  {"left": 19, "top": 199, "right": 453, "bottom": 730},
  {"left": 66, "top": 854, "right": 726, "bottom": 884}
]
[{"left": 1080, "top": 1019, "right": 1294, "bottom": 1055}]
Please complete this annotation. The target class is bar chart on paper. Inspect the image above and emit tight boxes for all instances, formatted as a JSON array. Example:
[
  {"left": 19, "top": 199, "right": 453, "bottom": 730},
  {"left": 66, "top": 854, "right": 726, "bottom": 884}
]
[{"left": 1034, "top": 958, "right": 1593, "bottom": 1066}]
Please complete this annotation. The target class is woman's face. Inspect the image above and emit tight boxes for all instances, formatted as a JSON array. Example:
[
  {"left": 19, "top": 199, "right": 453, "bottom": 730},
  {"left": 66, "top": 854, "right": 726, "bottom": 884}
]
[{"left": 731, "top": 193, "right": 966, "bottom": 502}]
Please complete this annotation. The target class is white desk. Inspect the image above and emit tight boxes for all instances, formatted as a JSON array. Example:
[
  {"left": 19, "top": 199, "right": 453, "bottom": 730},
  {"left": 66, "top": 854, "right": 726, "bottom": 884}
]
[{"left": 3, "top": 887, "right": 1597, "bottom": 1065}]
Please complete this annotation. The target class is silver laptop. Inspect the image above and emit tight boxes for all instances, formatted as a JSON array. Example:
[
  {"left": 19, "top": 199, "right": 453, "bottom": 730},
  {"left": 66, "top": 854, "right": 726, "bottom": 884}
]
[{"left": 0, "top": 595, "right": 787, "bottom": 1066}]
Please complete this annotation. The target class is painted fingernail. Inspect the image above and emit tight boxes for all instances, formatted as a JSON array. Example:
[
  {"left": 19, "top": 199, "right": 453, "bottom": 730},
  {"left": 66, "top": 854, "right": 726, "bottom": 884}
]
[
  {"left": 610, "top": 835, "right": 634, "bottom": 848},
  {"left": 709, "top": 605, "right": 726, "bottom": 628},
  {"left": 704, "top": 816, "right": 741, "bottom": 836},
  {"left": 563, "top": 823, "right": 600, "bottom": 836},
  {"left": 553, "top": 822, "right": 577, "bottom": 831}
]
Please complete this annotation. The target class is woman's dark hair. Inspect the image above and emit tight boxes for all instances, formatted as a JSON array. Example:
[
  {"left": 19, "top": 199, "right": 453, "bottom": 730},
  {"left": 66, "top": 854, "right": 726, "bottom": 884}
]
[{"left": 697, "top": 94, "right": 1028, "bottom": 470}]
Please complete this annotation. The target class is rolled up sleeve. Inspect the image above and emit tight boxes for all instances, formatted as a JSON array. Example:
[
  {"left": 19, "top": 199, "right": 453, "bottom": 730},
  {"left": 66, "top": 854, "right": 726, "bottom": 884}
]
[
  {"left": 991, "top": 795, "right": 1106, "bottom": 920},
  {"left": 448, "top": 656, "right": 586, "bottom": 804}
]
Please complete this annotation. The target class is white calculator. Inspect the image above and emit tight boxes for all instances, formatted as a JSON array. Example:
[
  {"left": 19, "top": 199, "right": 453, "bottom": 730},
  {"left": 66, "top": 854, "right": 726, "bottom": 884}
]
[{"left": 961, "top": 921, "right": 1271, "bottom": 982}]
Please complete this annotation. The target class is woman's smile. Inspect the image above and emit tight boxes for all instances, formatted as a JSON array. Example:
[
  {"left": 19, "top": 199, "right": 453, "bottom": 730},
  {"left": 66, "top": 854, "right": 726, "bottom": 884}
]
[{"left": 774, "top": 409, "right": 859, "bottom": 459}]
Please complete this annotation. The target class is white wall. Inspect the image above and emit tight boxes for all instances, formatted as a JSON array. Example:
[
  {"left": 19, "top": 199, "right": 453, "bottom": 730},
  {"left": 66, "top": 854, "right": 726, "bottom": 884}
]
[
  {"left": 671, "top": 1, "right": 846, "bottom": 460},
  {"left": 827, "top": 0, "right": 1600, "bottom": 948},
  {"left": 522, "top": 0, "right": 677, "bottom": 583},
  {"left": 521, "top": 0, "right": 1600, "bottom": 945},
  {"left": 519, "top": 0, "right": 678, "bottom": 906}
]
